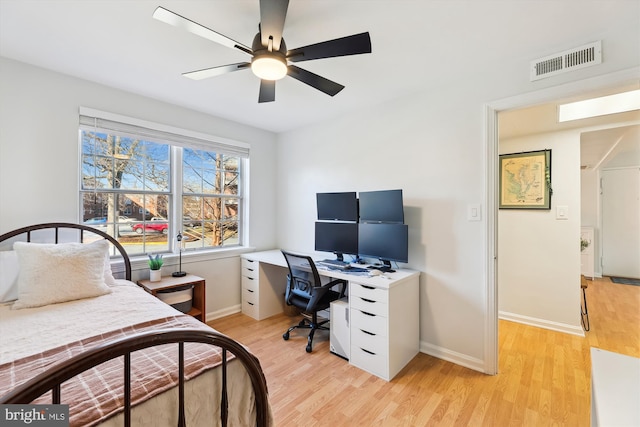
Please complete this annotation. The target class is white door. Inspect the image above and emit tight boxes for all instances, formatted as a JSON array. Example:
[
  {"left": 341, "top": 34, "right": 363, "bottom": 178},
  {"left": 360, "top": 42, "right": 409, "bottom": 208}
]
[{"left": 601, "top": 168, "right": 640, "bottom": 278}]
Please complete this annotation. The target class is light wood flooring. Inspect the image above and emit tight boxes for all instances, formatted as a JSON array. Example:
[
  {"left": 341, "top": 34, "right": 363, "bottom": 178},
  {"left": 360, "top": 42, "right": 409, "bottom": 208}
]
[{"left": 209, "top": 276, "right": 639, "bottom": 426}]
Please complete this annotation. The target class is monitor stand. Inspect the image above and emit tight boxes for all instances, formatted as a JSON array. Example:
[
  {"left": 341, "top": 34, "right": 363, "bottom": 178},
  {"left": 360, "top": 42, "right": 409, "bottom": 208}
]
[
  {"left": 368, "top": 259, "right": 395, "bottom": 273},
  {"left": 335, "top": 253, "right": 344, "bottom": 262}
]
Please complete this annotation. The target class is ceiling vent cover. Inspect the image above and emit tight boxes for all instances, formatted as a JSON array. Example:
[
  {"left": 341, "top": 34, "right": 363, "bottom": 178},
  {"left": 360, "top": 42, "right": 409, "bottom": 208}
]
[{"left": 530, "top": 41, "right": 602, "bottom": 81}]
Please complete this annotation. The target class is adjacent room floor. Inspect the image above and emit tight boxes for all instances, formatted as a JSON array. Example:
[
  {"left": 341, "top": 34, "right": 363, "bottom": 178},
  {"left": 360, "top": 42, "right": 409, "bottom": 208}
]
[{"left": 210, "top": 276, "right": 639, "bottom": 426}]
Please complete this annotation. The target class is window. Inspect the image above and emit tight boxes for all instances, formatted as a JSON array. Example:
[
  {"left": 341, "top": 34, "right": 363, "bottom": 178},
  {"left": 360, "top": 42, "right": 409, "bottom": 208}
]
[
  {"left": 182, "top": 148, "right": 240, "bottom": 250},
  {"left": 79, "top": 108, "right": 248, "bottom": 257}
]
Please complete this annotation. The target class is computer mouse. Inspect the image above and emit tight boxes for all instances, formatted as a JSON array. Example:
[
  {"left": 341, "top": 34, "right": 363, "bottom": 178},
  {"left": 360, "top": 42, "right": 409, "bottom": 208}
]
[{"left": 369, "top": 269, "right": 382, "bottom": 276}]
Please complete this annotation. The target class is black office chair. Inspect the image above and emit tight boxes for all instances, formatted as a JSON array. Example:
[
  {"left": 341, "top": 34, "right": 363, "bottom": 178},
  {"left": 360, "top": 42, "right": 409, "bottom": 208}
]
[{"left": 281, "top": 250, "right": 347, "bottom": 353}]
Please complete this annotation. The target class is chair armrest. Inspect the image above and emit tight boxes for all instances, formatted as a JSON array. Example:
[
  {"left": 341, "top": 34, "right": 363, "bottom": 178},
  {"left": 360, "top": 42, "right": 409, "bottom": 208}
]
[
  {"left": 307, "top": 279, "right": 347, "bottom": 309},
  {"left": 327, "top": 278, "right": 347, "bottom": 299}
]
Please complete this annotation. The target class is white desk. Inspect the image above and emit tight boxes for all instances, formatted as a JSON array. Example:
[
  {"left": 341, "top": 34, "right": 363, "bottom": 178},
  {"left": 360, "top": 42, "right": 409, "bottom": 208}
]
[{"left": 240, "top": 250, "right": 420, "bottom": 381}]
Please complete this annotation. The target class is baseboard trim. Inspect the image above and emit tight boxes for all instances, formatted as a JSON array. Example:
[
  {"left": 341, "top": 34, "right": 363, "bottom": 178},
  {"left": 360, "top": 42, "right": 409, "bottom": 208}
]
[
  {"left": 206, "top": 304, "right": 241, "bottom": 322},
  {"left": 499, "top": 311, "right": 585, "bottom": 337},
  {"left": 420, "top": 342, "right": 486, "bottom": 373}
]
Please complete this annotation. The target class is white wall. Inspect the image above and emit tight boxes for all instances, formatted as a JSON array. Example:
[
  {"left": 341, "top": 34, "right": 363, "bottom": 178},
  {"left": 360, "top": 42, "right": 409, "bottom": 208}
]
[
  {"left": 0, "top": 57, "right": 278, "bottom": 319},
  {"left": 277, "top": 83, "right": 499, "bottom": 368},
  {"left": 498, "top": 131, "right": 582, "bottom": 334},
  {"left": 581, "top": 168, "right": 601, "bottom": 276},
  {"left": 581, "top": 169, "right": 600, "bottom": 228}
]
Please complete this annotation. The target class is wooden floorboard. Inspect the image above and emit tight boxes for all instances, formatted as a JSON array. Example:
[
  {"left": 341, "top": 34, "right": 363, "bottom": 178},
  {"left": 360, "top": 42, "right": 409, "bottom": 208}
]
[{"left": 209, "top": 276, "right": 639, "bottom": 426}]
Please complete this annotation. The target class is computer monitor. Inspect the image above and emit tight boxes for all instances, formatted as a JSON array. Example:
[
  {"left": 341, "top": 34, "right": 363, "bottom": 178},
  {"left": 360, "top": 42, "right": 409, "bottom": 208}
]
[
  {"left": 358, "top": 223, "right": 408, "bottom": 270},
  {"left": 315, "top": 222, "right": 359, "bottom": 261},
  {"left": 316, "top": 192, "right": 358, "bottom": 222},
  {"left": 358, "top": 189, "right": 404, "bottom": 223}
]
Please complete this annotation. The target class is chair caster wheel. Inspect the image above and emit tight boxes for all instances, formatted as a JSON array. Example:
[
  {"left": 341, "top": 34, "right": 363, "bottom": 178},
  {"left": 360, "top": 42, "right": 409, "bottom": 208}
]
[
  {"left": 283, "top": 332, "right": 290, "bottom": 340},
  {"left": 306, "top": 344, "right": 312, "bottom": 353}
]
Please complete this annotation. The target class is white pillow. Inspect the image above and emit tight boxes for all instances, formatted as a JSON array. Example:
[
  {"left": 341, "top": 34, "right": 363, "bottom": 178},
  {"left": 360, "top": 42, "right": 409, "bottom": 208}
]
[
  {"left": 0, "top": 250, "right": 19, "bottom": 303},
  {"left": 12, "top": 240, "right": 112, "bottom": 310},
  {"left": 103, "top": 248, "right": 118, "bottom": 286}
]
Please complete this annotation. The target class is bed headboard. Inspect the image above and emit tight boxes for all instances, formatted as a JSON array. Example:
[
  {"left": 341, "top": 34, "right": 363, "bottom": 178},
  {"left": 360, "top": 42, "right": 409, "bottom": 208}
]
[{"left": 0, "top": 222, "right": 132, "bottom": 281}]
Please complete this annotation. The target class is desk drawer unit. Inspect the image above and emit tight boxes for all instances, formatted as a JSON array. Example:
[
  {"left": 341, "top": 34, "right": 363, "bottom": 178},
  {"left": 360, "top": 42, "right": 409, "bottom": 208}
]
[
  {"left": 241, "top": 258, "right": 259, "bottom": 319},
  {"left": 349, "top": 281, "right": 390, "bottom": 379},
  {"left": 240, "top": 256, "right": 288, "bottom": 320}
]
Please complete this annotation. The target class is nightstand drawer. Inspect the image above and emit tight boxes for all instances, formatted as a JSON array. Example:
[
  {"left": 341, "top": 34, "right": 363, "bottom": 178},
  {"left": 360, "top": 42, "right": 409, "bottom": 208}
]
[
  {"left": 350, "top": 283, "right": 388, "bottom": 304},
  {"left": 350, "top": 294, "right": 388, "bottom": 317},
  {"left": 351, "top": 309, "right": 388, "bottom": 336}
]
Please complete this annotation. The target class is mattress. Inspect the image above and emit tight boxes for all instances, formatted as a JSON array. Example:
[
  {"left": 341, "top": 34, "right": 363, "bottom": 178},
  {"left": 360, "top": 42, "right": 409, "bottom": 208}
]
[{"left": 0, "top": 280, "right": 271, "bottom": 426}]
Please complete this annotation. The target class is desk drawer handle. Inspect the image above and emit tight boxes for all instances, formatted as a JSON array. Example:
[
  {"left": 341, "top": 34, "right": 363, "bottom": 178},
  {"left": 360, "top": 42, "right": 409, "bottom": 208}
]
[
  {"left": 360, "top": 329, "right": 376, "bottom": 336},
  {"left": 245, "top": 277, "right": 254, "bottom": 281},
  {"left": 247, "top": 289, "right": 254, "bottom": 293},
  {"left": 360, "top": 348, "right": 376, "bottom": 356},
  {"left": 360, "top": 297, "right": 376, "bottom": 304},
  {"left": 247, "top": 302, "right": 254, "bottom": 306},
  {"left": 247, "top": 268, "right": 254, "bottom": 272},
  {"left": 360, "top": 285, "right": 375, "bottom": 290},
  {"left": 360, "top": 310, "right": 376, "bottom": 317}
]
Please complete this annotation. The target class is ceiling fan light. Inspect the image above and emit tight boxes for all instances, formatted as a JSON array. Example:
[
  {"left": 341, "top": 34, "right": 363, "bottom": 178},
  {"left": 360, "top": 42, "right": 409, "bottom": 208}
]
[{"left": 251, "top": 55, "right": 287, "bottom": 80}]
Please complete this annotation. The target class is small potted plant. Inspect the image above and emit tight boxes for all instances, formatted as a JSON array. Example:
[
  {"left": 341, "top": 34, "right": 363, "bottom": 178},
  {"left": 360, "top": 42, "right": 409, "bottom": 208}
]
[
  {"left": 580, "top": 238, "right": 590, "bottom": 252},
  {"left": 148, "top": 254, "right": 163, "bottom": 282}
]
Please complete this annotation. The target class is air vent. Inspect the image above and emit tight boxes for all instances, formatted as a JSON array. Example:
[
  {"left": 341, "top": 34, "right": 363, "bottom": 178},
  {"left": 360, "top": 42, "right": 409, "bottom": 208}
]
[{"left": 530, "top": 41, "right": 602, "bottom": 81}]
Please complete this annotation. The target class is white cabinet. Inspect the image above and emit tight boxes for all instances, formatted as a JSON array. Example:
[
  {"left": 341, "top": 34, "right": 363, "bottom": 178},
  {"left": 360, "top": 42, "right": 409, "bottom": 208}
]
[
  {"left": 330, "top": 298, "right": 350, "bottom": 359},
  {"left": 581, "top": 227, "right": 595, "bottom": 279},
  {"left": 348, "top": 276, "right": 419, "bottom": 381},
  {"left": 240, "top": 257, "right": 288, "bottom": 320}
]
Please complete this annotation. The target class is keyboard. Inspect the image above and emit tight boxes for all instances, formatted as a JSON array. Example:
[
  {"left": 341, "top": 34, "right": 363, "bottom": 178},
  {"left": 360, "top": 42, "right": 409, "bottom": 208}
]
[{"left": 319, "top": 259, "right": 348, "bottom": 266}]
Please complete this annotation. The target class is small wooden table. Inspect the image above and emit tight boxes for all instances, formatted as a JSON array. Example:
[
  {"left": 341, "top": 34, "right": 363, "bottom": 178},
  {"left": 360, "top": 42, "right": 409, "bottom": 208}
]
[{"left": 138, "top": 274, "right": 206, "bottom": 323}]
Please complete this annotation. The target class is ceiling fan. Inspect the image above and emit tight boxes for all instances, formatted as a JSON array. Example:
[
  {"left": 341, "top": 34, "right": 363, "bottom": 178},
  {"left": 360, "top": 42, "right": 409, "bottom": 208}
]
[{"left": 153, "top": 0, "right": 372, "bottom": 103}]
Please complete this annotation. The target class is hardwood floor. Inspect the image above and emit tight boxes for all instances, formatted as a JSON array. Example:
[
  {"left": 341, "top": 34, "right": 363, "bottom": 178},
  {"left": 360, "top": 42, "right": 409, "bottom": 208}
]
[{"left": 209, "top": 276, "right": 639, "bottom": 426}]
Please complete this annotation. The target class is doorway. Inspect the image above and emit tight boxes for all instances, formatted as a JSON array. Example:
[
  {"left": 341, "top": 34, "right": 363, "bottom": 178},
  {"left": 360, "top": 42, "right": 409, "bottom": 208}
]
[{"left": 484, "top": 68, "right": 640, "bottom": 375}]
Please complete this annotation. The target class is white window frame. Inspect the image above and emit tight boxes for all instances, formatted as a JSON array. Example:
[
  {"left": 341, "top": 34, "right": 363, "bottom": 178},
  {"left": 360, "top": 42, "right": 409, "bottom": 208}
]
[{"left": 79, "top": 107, "right": 249, "bottom": 256}]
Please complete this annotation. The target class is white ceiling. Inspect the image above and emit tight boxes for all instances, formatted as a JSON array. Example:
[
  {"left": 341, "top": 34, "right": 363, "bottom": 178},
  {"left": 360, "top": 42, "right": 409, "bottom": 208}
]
[
  {"left": 499, "top": 91, "right": 640, "bottom": 170},
  {"left": 1, "top": 0, "right": 637, "bottom": 133}
]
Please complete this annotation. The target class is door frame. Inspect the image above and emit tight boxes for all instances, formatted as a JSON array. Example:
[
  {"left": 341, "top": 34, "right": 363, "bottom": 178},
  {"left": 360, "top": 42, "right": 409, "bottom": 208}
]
[{"left": 483, "top": 68, "right": 639, "bottom": 375}]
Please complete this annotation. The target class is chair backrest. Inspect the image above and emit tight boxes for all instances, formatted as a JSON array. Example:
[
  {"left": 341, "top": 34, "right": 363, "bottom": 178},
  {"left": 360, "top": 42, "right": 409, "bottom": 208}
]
[{"left": 281, "top": 251, "right": 323, "bottom": 301}]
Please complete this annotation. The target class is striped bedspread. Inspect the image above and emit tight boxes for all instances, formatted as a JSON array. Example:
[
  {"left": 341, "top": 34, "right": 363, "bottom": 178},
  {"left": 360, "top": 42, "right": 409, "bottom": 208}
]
[{"left": 0, "top": 314, "right": 229, "bottom": 426}]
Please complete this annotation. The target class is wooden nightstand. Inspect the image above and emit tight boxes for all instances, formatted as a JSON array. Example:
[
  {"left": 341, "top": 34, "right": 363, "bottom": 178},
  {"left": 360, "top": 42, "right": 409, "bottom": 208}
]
[{"left": 138, "top": 274, "right": 206, "bottom": 323}]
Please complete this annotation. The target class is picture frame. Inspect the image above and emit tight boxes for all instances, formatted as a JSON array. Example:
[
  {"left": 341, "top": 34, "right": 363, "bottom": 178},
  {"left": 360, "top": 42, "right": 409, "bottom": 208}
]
[{"left": 499, "top": 149, "right": 551, "bottom": 209}]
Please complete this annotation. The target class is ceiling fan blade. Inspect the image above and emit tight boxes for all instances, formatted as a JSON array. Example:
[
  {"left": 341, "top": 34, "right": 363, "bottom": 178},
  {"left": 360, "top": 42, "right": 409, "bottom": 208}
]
[
  {"left": 258, "top": 80, "right": 276, "bottom": 103},
  {"left": 183, "top": 63, "right": 250, "bottom": 80},
  {"left": 287, "top": 65, "right": 344, "bottom": 96},
  {"left": 259, "top": 0, "right": 289, "bottom": 51},
  {"left": 153, "top": 7, "right": 252, "bottom": 55},
  {"left": 287, "top": 32, "right": 371, "bottom": 63}
]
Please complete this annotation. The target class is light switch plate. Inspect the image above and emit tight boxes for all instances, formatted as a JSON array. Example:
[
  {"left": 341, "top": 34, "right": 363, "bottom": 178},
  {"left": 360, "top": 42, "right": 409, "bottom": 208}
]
[
  {"left": 468, "top": 204, "right": 481, "bottom": 221},
  {"left": 556, "top": 205, "right": 569, "bottom": 220}
]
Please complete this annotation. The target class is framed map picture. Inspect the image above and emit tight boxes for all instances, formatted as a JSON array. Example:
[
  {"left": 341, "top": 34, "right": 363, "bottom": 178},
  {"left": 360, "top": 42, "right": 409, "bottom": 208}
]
[{"left": 499, "top": 149, "right": 551, "bottom": 209}]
